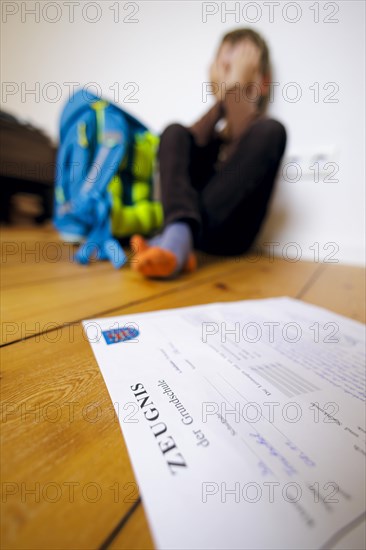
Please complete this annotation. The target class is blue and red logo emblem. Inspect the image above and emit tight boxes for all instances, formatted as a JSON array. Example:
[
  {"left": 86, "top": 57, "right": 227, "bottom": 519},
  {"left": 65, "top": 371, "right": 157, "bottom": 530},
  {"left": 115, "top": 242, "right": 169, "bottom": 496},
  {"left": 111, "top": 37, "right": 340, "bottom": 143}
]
[{"left": 102, "top": 326, "right": 139, "bottom": 345}]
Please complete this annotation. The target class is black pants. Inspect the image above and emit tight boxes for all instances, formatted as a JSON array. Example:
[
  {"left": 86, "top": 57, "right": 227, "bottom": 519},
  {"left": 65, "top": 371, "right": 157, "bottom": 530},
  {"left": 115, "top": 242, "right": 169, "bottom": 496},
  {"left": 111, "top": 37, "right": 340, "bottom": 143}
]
[{"left": 158, "top": 117, "right": 287, "bottom": 256}]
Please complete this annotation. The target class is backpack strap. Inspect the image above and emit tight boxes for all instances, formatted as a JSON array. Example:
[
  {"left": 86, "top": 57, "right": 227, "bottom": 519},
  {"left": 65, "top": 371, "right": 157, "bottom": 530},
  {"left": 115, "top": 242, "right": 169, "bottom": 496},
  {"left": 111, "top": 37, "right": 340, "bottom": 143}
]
[
  {"left": 72, "top": 100, "right": 128, "bottom": 268},
  {"left": 74, "top": 198, "right": 127, "bottom": 268}
]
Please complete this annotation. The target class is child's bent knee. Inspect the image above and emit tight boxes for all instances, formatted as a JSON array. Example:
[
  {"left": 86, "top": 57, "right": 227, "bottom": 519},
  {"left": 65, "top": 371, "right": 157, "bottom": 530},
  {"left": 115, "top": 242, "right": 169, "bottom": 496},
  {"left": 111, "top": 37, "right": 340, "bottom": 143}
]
[{"left": 160, "top": 123, "right": 191, "bottom": 142}]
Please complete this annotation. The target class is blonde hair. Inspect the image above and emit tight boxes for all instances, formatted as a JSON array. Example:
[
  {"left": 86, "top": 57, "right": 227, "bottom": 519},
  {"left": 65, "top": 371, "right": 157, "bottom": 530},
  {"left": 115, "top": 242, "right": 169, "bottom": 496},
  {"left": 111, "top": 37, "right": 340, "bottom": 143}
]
[{"left": 221, "top": 28, "right": 271, "bottom": 113}]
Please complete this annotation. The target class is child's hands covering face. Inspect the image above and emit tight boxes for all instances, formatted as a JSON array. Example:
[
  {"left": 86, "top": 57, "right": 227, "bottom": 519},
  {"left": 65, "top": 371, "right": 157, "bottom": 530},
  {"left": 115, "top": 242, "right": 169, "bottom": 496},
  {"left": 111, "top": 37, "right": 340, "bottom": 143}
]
[{"left": 209, "top": 39, "right": 262, "bottom": 100}]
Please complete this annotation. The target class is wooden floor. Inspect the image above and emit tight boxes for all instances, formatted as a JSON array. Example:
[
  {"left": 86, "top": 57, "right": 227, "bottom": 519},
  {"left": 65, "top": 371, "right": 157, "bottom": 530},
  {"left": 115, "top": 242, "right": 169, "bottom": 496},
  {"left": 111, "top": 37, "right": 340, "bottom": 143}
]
[{"left": 1, "top": 226, "right": 365, "bottom": 550}]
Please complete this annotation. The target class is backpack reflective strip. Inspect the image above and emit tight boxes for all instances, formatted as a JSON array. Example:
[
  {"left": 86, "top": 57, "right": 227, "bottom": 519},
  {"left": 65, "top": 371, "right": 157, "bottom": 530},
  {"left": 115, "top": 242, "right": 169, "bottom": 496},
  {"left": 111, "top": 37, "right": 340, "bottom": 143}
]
[
  {"left": 81, "top": 131, "right": 124, "bottom": 194},
  {"left": 91, "top": 100, "right": 108, "bottom": 143},
  {"left": 55, "top": 186, "right": 65, "bottom": 204},
  {"left": 81, "top": 145, "right": 111, "bottom": 194},
  {"left": 78, "top": 122, "right": 88, "bottom": 148}
]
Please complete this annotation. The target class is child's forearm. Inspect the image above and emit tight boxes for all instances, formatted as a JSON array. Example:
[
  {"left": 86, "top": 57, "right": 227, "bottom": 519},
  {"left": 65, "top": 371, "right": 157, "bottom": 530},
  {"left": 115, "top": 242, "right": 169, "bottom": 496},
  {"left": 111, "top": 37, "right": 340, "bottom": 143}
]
[
  {"left": 188, "top": 99, "right": 224, "bottom": 147},
  {"left": 223, "top": 87, "right": 260, "bottom": 141}
]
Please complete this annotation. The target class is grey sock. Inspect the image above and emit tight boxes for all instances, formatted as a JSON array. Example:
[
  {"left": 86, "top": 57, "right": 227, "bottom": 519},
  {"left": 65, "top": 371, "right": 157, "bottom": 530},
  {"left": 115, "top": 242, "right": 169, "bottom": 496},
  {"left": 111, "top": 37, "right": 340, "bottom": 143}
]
[{"left": 149, "top": 222, "right": 192, "bottom": 273}]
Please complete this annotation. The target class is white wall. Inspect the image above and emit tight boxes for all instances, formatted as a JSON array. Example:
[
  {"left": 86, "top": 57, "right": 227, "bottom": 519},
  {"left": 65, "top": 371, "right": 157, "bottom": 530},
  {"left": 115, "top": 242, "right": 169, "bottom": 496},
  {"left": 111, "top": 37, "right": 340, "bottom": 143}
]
[{"left": 1, "top": 1, "right": 365, "bottom": 264}]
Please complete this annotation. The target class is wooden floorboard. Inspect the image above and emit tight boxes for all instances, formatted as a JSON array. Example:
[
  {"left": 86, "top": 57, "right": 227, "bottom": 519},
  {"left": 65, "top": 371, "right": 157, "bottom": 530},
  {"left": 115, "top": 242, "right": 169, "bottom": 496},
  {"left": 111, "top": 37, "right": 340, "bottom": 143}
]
[
  {"left": 1, "top": 232, "right": 250, "bottom": 346},
  {"left": 107, "top": 501, "right": 154, "bottom": 550},
  {"left": 301, "top": 263, "right": 366, "bottom": 323}
]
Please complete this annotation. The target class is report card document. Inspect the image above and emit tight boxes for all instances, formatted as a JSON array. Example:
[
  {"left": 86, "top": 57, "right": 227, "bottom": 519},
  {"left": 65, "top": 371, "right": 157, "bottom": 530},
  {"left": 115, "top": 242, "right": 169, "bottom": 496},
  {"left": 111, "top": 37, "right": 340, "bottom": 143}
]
[{"left": 83, "top": 297, "right": 365, "bottom": 550}]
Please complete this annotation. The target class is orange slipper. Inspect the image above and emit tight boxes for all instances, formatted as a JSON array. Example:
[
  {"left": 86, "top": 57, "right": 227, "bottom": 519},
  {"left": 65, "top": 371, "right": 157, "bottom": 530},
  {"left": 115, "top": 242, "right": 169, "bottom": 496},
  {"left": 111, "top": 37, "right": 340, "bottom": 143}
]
[
  {"left": 130, "top": 234, "right": 149, "bottom": 255},
  {"left": 130, "top": 234, "right": 197, "bottom": 278}
]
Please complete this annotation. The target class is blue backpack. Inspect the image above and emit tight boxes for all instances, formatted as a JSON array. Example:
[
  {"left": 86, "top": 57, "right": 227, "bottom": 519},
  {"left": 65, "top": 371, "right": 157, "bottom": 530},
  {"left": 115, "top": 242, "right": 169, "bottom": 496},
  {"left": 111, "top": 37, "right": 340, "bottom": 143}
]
[{"left": 54, "top": 89, "right": 162, "bottom": 268}]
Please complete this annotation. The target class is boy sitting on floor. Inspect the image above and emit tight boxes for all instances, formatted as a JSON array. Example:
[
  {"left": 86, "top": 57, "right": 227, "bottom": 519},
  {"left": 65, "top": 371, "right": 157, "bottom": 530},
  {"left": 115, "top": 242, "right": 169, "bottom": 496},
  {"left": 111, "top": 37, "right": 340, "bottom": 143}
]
[{"left": 131, "top": 28, "right": 287, "bottom": 278}]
